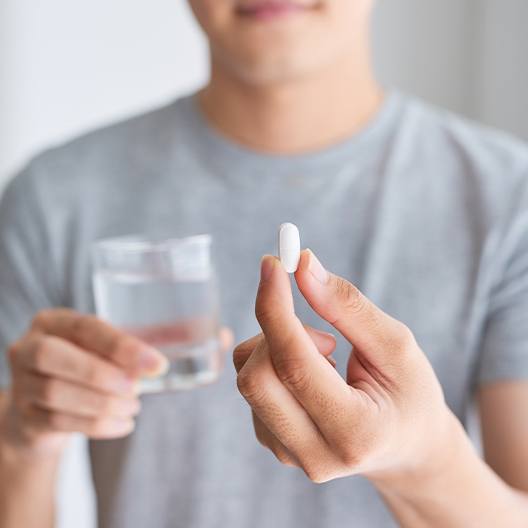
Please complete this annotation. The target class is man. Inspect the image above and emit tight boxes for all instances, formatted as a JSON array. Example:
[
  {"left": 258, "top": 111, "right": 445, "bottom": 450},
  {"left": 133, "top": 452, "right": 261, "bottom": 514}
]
[{"left": 0, "top": 0, "right": 527, "bottom": 526}]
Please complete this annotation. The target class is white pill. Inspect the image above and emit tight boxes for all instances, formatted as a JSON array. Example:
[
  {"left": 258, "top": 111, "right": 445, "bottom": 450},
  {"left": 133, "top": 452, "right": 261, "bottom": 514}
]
[{"left": 279, "top": 223, "right": 301, "bottom": 273}]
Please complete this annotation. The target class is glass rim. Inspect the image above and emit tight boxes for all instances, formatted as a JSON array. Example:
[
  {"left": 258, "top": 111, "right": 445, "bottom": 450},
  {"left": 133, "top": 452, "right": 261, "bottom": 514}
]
[{"left": 92, "top": 234, "right": 212, "bottom": 254}]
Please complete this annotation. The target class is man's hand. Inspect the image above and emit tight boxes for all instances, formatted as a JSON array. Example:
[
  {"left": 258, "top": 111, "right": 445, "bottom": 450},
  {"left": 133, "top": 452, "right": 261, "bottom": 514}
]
[
  {"left": 234, "top": 249, "right": 456, "bottom": 484},
  {"left": 2, "top": 309, "right": 167, "bottom": 454},
  {"left": 3, "top": 309, "right": 233, "bottom": 456},
  {"left": 0, "top": 310, "right": 233, "bottom": 528}
]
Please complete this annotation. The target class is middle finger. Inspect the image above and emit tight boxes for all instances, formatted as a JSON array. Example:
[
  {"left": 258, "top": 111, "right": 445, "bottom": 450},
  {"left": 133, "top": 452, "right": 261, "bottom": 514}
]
[{"left": 19, "top": 372, "right": 141, "bottom": 419}]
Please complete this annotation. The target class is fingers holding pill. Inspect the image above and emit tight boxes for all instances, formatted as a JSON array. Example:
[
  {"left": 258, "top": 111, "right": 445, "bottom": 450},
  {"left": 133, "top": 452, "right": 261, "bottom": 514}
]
[
  {"left": 255, "top": 251, "right": 363, "bottom": 448},
  {"left": 295, "top": 249, "right": 421, "bottom": 374},
  {"left": 235, "top": 224, "right": 450, "bottom": 484}
]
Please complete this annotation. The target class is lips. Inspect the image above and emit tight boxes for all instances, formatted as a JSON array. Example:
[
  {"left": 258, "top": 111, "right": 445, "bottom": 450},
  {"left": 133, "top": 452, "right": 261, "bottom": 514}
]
[{"left": 236, "top": 0, "right": 319, "bottom": 21}]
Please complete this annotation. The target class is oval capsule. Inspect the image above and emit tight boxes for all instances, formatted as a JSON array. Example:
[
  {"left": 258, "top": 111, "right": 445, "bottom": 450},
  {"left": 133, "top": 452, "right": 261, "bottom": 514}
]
[{"left": 279, "top": 222, "right": 301, "bottom": 273}]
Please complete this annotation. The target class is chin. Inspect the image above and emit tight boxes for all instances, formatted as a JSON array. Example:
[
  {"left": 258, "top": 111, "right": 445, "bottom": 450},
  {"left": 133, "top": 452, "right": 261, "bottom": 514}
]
[
  {"left": 212, "top": 31, "right": 345, "bottom": 86},
  {"left": 221, "top": 52, "right": 323, "bottom": 85},
  {"left": 192, "top": 0, "right": 373, "bottom": 85}
]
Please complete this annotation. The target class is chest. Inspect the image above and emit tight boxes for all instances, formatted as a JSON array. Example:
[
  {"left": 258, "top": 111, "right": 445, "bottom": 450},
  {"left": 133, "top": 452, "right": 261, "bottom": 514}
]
[{"left": 66, "top": 168, "right": 485, "bottom": 416}]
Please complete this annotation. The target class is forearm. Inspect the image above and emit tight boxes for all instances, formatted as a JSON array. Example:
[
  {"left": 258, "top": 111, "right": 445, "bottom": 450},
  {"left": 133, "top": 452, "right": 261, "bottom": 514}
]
[
  {"left": 0, "top": 392, "right": 61, "bottom": 528},
  {"left": 372, "top": 414, "right": 528, "bottom": 528}
]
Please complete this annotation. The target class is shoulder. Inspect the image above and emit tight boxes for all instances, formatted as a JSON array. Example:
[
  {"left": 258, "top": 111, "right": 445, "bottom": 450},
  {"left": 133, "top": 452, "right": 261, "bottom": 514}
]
[
  {"left": 398, "top": 94, "right": 528, "bottom": 185},
  {"left": 392, "top": 95, "right": 528, "bottom": 279},
  {"left": 5, "top": 93, "right": 196, "bottom": 205},
  {"left": 393, "top": 94, "right": 528, "bottom": 225}
]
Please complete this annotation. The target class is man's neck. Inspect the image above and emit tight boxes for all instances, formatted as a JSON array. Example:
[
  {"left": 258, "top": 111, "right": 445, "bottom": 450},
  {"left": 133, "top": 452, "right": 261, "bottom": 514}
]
[{"left": 198, "top": 53, "right": 383, "bottom": 155}]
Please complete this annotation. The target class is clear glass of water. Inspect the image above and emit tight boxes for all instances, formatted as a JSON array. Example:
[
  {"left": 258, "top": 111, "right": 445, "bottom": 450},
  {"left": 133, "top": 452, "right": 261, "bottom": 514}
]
[{"left": 92, "top": 235, "right": 223, "bottom": 393}]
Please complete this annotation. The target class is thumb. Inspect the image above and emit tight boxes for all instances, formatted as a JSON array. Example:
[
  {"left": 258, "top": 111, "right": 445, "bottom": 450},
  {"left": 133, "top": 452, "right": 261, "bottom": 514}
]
[{"left": 294, "top": 249, "right": 417, "bottom": 370}]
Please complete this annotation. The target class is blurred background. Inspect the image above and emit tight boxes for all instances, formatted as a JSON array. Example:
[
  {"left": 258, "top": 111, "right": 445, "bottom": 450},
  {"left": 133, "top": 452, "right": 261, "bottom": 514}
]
[{"left": 1, "top": 1, "right": 527, "bottom": 526}]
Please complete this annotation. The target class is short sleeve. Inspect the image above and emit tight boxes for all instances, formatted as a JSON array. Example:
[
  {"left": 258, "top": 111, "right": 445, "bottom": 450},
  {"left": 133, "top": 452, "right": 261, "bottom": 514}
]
[
  {"left": 476, "top": 184, "right": 528, "bottom": 385},
  {"left": 0, "top": 163, "right": 60, "bottom": 388}
]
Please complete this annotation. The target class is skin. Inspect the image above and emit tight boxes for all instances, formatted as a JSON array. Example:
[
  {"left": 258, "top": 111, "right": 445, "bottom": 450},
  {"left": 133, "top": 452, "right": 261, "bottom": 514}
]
[
  {"left": 234, "top": 251, "right": 528, "bottom": 526},
  {"left": 1, "top": 0, "right": 527, "bottom": 526},
  {"left": 191, "top": 0, "right": 382, "bottom": 154},
  {"left": 0, "top": 310, "right": 232, "bottom": 527}
]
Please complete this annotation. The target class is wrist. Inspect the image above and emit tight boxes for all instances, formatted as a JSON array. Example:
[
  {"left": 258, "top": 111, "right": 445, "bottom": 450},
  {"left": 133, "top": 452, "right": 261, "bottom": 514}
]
[
  {"left": 0, "top": 392, "right": 59, "bottom": 528},
  {"left": 369, "top": 408, "right": 470, "bottom": 498},
  {"left": 367, "top": 409, "right": 528, "bottom": 528},
  {"left": 0, "top": 390, "right": 67, "bottom": 462}
]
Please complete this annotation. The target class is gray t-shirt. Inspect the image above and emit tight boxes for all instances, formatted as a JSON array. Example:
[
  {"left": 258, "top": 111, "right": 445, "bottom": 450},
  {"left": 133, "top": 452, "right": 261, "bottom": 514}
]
[{"left": 1, "top": 91, "right": 528, "bottom": 528}]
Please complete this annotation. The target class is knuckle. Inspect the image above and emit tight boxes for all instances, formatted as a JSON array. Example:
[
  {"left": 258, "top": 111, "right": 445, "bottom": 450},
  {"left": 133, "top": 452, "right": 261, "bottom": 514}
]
[
  {"left": 84, "top": 364, "right": 103, "bottom": 387},
  {"left": 236, "top": 368, "right": 265, "bottom": 404},
  {"left": 11, "top": 384, "right": 30, "bottom": 411},
  {"left": 232, "top": 342, "right": 248, "bottom": 364},
  {"left": 254, "top": 300, "right": 281, "bottom": 328},
  {"left": 333, "top": 432, "right": 371, "bottom": 468},
  {"left": 254, "top": 427, "right": 270, "bottom": 449},
  {"left": 7, "top": 341, "right": 20, "bottom": 365},
  {"left": 303, "top": 464, "right": 331, "bottom": 484},
  {"left": 393, "top": 323, "right": 416, "bottom": 353},
  {"left": 232, "top": 354, "right": 243, "bottom": 373},
  {"left": 31, "top": 337, "right": 52, "bottom": 370},
  {"left": 274, "top": 448, "right": 295, "bottom": 467},
  {"left": 335, "top": 279, "right": 366, "bottom": 315},
  {"left": 233, "top": 339, "right": 258, "bottom": 372},
  {"left": 47, "top": 411, "right": 65, "bottom": 430},
  {"left": 338, "top": 447, "right": 362, "bottom": 468},
  {"left": 274, "top": 356, "right": 311, "bottom": 393},
  {"left": 40, "top": 379, "right": 60, "bottom": 404},
  {"left": 233, "top": 350, "right": 243, "bottom": 371},
  {"left": 236, "top": 368, "right": 256, "bottom": 397},
  {"left": 31, "top": 309, "right": 52, "bottom": 329},
  {"left": 16, "top": 399, "right": 33, "bottom": 417},
  {"left": 232, "top": 343, "right": 244, "bottom": 362},
  {"left": 71, "top": 315, "right": 95, "bottom": 342},
  {"left": 113, "top": 336, "right": 137, "bottom": 359}
]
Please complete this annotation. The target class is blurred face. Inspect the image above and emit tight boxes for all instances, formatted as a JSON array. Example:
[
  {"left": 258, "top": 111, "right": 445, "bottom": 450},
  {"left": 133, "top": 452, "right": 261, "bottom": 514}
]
[{"left": 188, "top": 0, "right": 374, "bottom": 85}]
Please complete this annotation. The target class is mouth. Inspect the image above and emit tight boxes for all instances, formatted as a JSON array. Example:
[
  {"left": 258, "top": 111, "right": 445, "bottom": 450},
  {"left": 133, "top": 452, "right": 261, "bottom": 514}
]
[{"left": 235, "top": 0, "right": 321, "bottom": 22}]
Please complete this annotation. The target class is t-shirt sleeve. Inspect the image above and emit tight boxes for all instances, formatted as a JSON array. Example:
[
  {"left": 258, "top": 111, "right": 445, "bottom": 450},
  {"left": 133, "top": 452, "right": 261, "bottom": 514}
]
[
  {"left": 476, "top": 183, "right": 528, "bottom": 385},
  {"left": 0, "top": 163, "right": 61, "bottom": 388}
]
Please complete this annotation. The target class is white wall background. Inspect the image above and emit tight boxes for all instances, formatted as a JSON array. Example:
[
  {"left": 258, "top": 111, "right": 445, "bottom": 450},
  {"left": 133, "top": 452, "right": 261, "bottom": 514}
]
[{"left": 1, "top": 1, "right": 527, "bottom": 527}]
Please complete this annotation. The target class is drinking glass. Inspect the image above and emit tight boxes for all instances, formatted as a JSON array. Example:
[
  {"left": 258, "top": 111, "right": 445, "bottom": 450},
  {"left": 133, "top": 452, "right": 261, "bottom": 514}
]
[{"left": 92, "top": 235, "right": 223, "bottom": 393}]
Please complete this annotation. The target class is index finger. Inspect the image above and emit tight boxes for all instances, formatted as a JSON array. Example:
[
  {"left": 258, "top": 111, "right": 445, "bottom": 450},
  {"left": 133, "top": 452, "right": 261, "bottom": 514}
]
[
  {"left": 32, "top": 309, "right": 167, "bottom": 377},
  {"left": 13, "top": 334, "right": 137, "bottom": 396},
  {"left": 294, "top": 250, "right": 417, "bottom": 370},
  {"left": 255, "top": 256, "right": 356, "bottom": 443},
  {"left": 233, "top": 326, "right": 337, "bottom": 373}
]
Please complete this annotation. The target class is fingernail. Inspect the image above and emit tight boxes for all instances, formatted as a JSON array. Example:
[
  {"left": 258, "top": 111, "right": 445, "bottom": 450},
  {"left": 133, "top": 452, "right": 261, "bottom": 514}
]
[
  {"left": 307, "top": 249, "right": 329, "bottom": 284},
  {"left": 139, "top": 346, "right": 169, "bottom": 375},
  {"left": 260, "top": 255, "right": 275, "bottom": 282}
]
